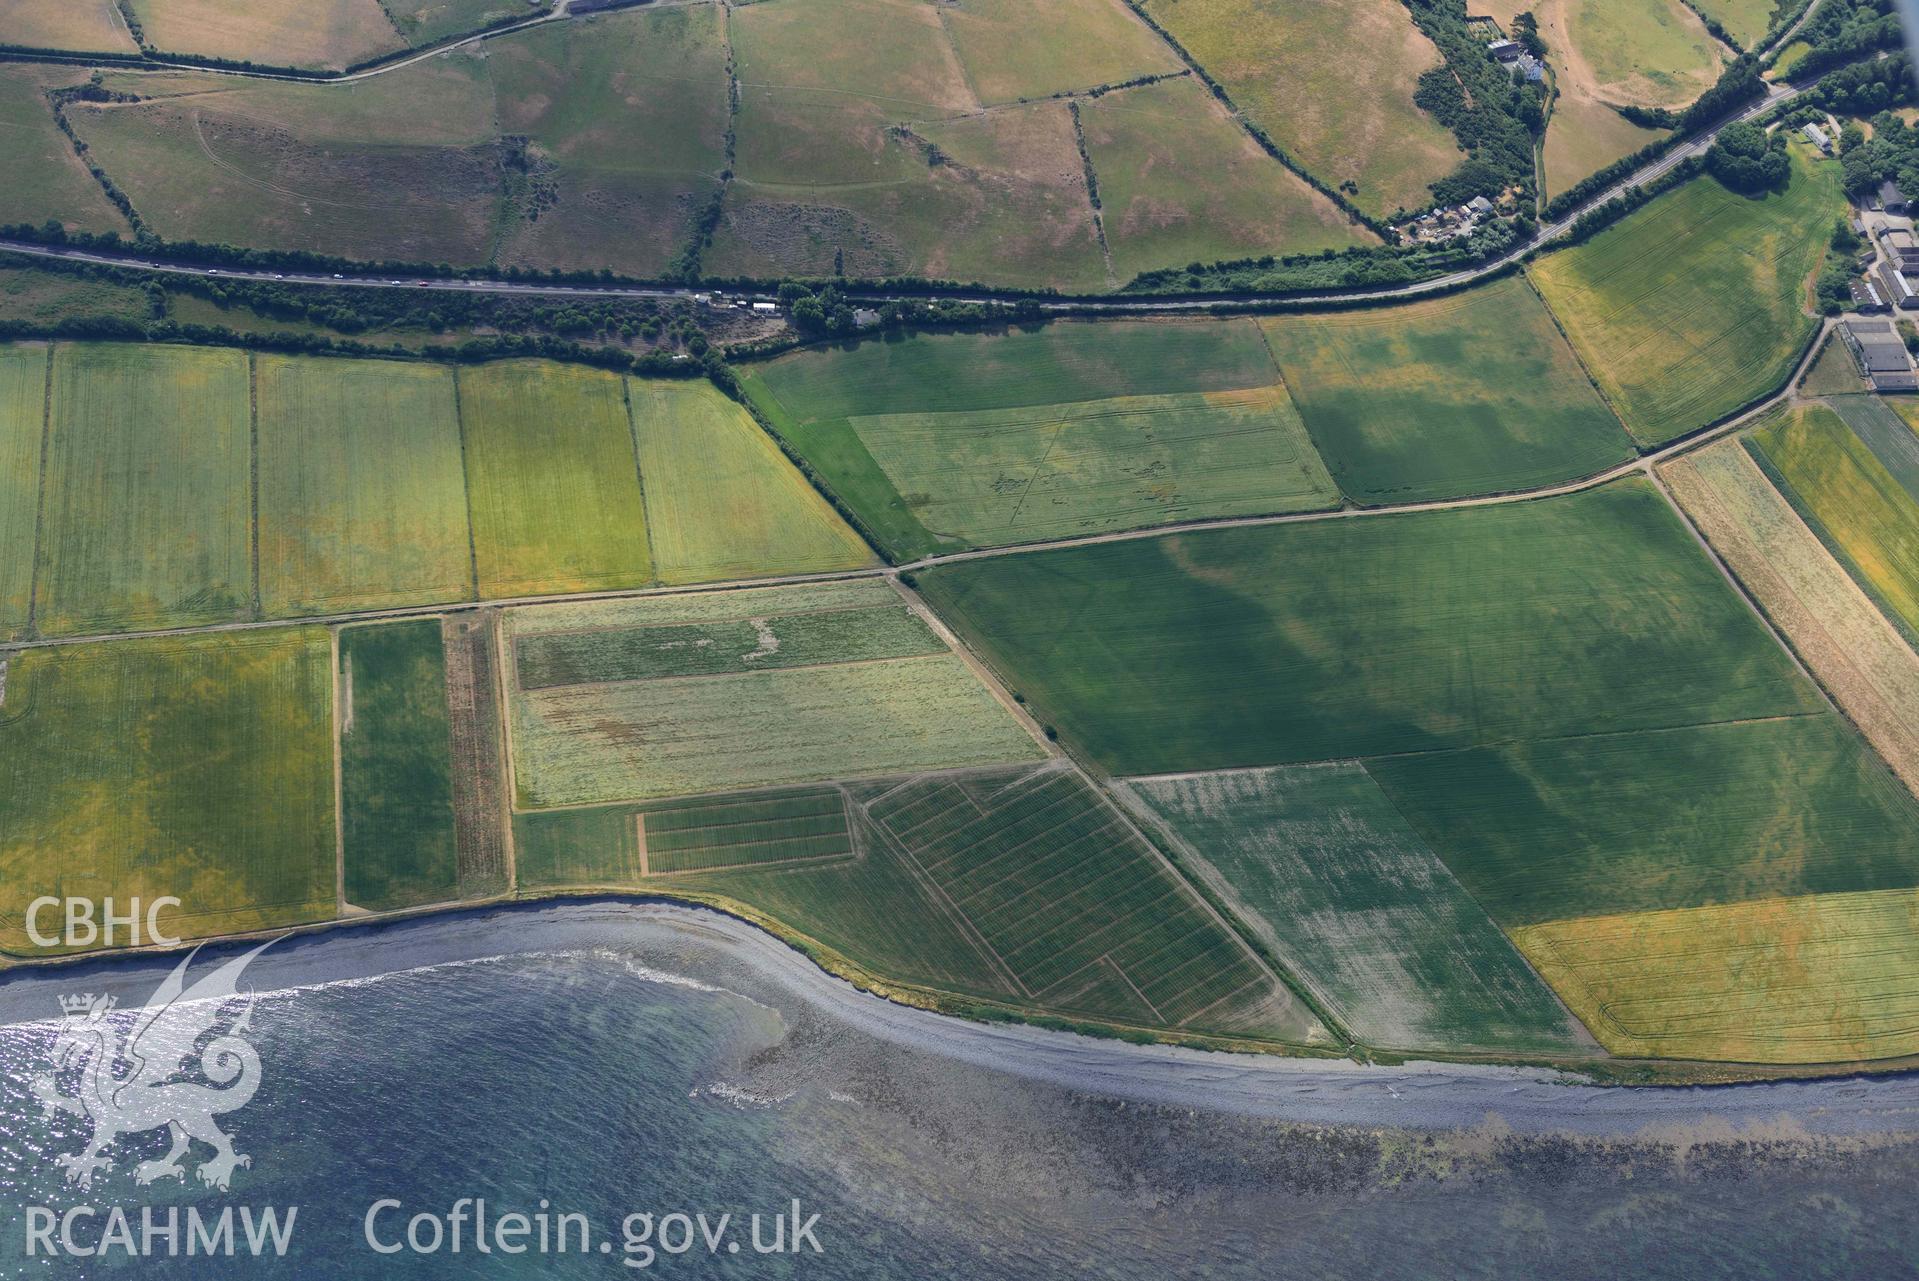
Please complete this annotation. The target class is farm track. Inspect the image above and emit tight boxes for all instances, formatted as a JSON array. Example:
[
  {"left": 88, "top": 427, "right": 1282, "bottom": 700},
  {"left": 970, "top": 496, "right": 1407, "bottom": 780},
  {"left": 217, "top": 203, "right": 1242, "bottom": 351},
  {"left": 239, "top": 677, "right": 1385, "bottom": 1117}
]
[{"left": 0, "top": 316, "right": 1835, "bottom": 656}]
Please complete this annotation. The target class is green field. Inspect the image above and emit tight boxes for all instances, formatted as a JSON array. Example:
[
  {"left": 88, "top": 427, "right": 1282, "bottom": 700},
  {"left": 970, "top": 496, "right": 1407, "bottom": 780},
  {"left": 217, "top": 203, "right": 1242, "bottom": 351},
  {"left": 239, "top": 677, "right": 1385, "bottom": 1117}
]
[
  {"left": 1559, "top": 0, "right": 1725, "bottom": 110},
  {"left": 505, "top": 582, "right": 1042, "bottom": 805},
  {"left": 1529, "top": 147, "right": 1842, "bottom": 444},
  {"left": 518, "top": 762, "right": 1327, "bottom": 1041},
  {"left": 1749, "top": 402, "right": 1919, "bottom": 635},
  {"left": 487, "top": 6, "right": 729, "bottom": 277},
  {"left": 1686, "top": 0, "right": 1777, "bottom": 48},
  {"left": 340, "top": 620, "right": 459, "bottom": 911},
  {"left": 1800, "top": 333, "right": 1869, "bottom": 396},
  {"left": 1117, "top": 764, "right": 1589, "bottom": 1054},
  {"left": 939, "top": 0, "right": 1180, "bottom": 103},
  {"left": 741, "top": 319, "right": 1315, "bottom": 558},
  {"left": 1137, "top": 0, "right": 1460, "bottom": 219},
  {"left": 256, "top": 354, "right": 472, "bottom": 617},
  {"left": 0, "top": 629, "right": 336, "bottom": 954},
  {"left": 1369, "top": 714, "right": 1919, "bottom": 927},
  {"left": 628, "top": 379, "right": 876, "bottom": 585},
  {"left": 0, "top": 66, "right": 133, "bottom": 235},
  {"left": 514, "top": 605, "right": 943, "bottom": 687},
  {"left": 919, "top": 479, "right": 1818, "bottom": 774},
  {"left": 35, "top": 343, "right": 252, "bottom": 636},
  {"left": 0, "top": 343, "right": 42, "bottom": 640},
  {"left": 1260, "top": 276, "right": 1636, "bottom": 502},
  {"left": 457, "top": 360, "right": 652, "bottom": 599},
  {"left": 1826, "top": 395, "right": 1919, "bottom": 501},
  {"left": 1074, "top": 72, "right": 1369, "bottom": 280}
]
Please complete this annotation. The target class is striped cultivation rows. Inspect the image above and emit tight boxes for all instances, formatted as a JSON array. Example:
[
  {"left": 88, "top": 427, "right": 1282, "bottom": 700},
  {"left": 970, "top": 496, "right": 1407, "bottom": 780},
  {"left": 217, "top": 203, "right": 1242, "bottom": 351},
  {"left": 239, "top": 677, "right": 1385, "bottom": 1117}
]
[
  {"left": 643, "top": 787, "right": 854, "bottom": 874},
  {"left": 864, "top": 764, "right": 1285, "bottom": 1032}
]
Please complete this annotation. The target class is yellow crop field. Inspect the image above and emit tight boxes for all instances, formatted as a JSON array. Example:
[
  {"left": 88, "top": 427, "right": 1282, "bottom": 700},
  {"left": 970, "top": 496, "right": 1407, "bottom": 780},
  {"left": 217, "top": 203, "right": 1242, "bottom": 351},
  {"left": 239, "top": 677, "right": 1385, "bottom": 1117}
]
[
  {"left": 1662, "top": 443, "right": 1919, "bottom": 793},
  {"left": 0, "top": 629, "right": 338, "bottom": 956},
  {"left": 0, "top": 0, "right": 136, "bottom": 52},
  {"left": 459, "top": 360, "right": 652, "bottom": 599},
  {"left": 628, "top": 379, "right": 875, "bottom": 585},
  {"left": 0, "top": 343, "right": 42, "bottom": 640},
  {"left": 126, "top": 0, "right": 406, "bottom": 69},
  {"left": 1516, "top": 888, "right": 1919, "bottom": 1063},
  {"left": 256, "top": 354, "right": 472, "bottom": 617},
  {"left": 35, "top": 343, "right": 252, "bottom": 637}
]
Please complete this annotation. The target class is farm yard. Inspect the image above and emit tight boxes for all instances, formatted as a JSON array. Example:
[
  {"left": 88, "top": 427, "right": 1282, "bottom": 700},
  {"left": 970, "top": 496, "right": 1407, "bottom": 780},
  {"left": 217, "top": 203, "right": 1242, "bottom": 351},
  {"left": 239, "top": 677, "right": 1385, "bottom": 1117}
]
[
  {"left": 0, "top": 342, "right": 873, "bottom": 642},
  {"left": 503, "top": 580, "right": 1043, "bottom": 806},
  {"left": 1259, "top": 276, "right": 1636, "bottom": 502},
  {"left": 1528, "top": 145, "right": 1844, "bottom": 444},
  {"left": 0, "top": 629, "right": 337, "bottom": 955}
]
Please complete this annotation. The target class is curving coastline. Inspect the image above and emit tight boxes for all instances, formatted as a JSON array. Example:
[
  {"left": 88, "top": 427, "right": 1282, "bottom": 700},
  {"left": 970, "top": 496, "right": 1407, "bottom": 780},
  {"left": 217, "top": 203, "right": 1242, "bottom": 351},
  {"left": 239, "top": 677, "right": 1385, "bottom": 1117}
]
[{"left": 5, "top": 899, "right": 1919, "bottom": 1139}]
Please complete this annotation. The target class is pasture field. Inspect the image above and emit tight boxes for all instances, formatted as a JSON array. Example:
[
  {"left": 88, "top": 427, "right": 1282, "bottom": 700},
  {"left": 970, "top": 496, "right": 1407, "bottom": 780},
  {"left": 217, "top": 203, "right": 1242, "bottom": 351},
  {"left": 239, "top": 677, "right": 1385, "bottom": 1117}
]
[
  {"left": 514, "top": 606, "right": 942, "bottom": 687},
  {"left": 824, "top": 385, "right": 1337, "bottom": 552},
  {"left": 1076, "top": 75, "right": 1371, "bottom": 282},
  {"left": 1748, "top": 402, "right": 1919, "bottom": 635},
  {"left": 256, "top": 354, "right": 472, "bottom": 617},
  {"left": 1514, "top": 887, "right": 1919, "bottom": 1063},
  {"left": 1367, "top": 714, "right": 1919, "bottom": 927},
  {"left": 1826, "top": 395, "right": 1919, "bottom": 500},
  {"left": 1542, "top": 90, "right": 1669, "bottom": 200},
  {"left": 505, "top": 582, "right": 1041, "bottom": 806},
  {"left": 1557, "top": 0, "right": 1725, "bottom": 111},
  {"left": 0, "top": 344, "right": 41, "bottom": 641},
  {"left": 125, "top": 0, "right": 405, "bottom": 69},
  {"left": 1663, "top": 442, "right": 1919, "bottom": 792},
  {"left": 740, "top": 319, "right": 1291, "bottom": 558},
  {"left": 0, "top": 630, "right": 336, "bottom": 955},
  {"left": 1117, "top": 764, "right": 1590, "bottom": 1054},
  {"left": 1529, "top": 146, "right": 1842, "bottom": 444},
  {"left": 714, "top": 0, "right": 1115, "bottom": 288},
  {"left": 339, "top": 620, "right": 459, "bottom": 911},
  {"left": 35, "top": 343, "right": 251, "bottom": 636},
  {"left": 384, "top": 0, "right": 538, "bottom": 46},
  {"left": 1136, "top": 0, "right": 1460, "bottom": 220},
  {"left": 918, "top": 479, "right": 1817, "bottom": 774},
  {"left": 0, "top": 66, "right": 133, "bottom": 235},
  {"left": 488, "top": 6, "right": 729, "bottom": 277},
  {"left": 1259, "top": 276, "right": 1636, "bottom": 502},
  {"left": 1685, "top": 0, "right": 1778, "bottom": 47},
  {"left": 938, "top": 0, "right": 1180, "bottom": 104},
  {"left": 66, "top": 58, "right": 504, "bottom": 266},
  {"left": 0, "top": 263, "right": 149, "bottom": 330},
  {"left": 627, "top": 379, "right": 875, "bottom": 586},
  {"left": 1800, "top": 333, "right": 1869, "bottom": 396},
  {"left": 456, "top": 360, "right": 652, "bottom": 599},
  {"left": 0, "top": 0, "right": 137, "bottom": 52}
]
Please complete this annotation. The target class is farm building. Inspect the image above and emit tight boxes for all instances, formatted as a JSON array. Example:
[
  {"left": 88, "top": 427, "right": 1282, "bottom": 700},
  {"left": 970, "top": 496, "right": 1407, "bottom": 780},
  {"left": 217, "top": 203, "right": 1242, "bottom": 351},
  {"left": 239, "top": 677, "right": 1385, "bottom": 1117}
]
[
  {"left": 1487, "top": 38, "right": 1520, "bottom": 61},
  {"left": 1802, "top": 123, "right": 1833, "bottom": 154},
  {"left": 1876, "top": 263, "right": 1919, "bottom": 310},
  {"left": 1854, "top": 277, "right": 1890, "bottom": 313},
  {"left": 1840, "top": 317, "right": 1919, "bottom": 391},
  {"left": 1880, "top": 180, "right": 1910, "bottom": 214}
]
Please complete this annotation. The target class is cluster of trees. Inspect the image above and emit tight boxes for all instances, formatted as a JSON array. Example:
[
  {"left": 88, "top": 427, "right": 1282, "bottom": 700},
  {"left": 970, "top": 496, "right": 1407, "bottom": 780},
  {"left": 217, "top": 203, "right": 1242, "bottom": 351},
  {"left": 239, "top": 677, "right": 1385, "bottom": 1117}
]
[
  {"left": 1816, "top": 217, "right": 1863, "bottom": 313},
  {"left": 1706, "top": 121, "right": 1792, "bottom": 192},
  {"left": 1787, "top": 0, "right": 1903, "bottom": 80},
  {"left": 1802, "top": 52, "right": 1914, "bottom": 118},
  {"left": 1406, "top": 0, "right": 1544, "bottom": 206},
  {"left": 1837, "top": 105, "right": 1919, "bottom": 199}
]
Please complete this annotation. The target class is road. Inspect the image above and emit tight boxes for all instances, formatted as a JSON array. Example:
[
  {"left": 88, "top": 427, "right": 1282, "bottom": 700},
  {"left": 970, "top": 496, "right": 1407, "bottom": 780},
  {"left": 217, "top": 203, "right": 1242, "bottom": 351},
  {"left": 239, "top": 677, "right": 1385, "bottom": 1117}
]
[
  {"left": 0, "top": 75, "right": 1808, "bottom": 317},
  {"left": 0, "top": 315, "right": 1837, "bottom": 658}
]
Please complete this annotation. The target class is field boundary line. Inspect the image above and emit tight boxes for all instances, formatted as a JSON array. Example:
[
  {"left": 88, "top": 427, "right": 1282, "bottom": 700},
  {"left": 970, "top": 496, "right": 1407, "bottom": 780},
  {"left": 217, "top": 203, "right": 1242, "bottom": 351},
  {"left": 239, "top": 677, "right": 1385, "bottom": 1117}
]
[
  {"left": 634, "top": 811, "right": 651, "bottom": 878},
  {"left": 886, "top": 575, "right": 1057, "bottom": 756},
  {"left": 451, "top": 366, "right": 483, "bottom": 601},
  {"left": 330, "top": 624, "right": 347, "bottom": 917},
  {"left": 24, "top": 342, "right": 52, "bottom": 638},
  {"left": 247, "top": 351, "right": 262, "bottom": 618},
  {"left": 1106, "top": 954, "right": 1167, "bottom": 1023},
  {"left": 1519, "top": 267, "right": 1635, "bottom": 445},
  {"left": 1650, "top": 466, "right": 1834, "bottom": 711},
  {"left": 491, "top": 606, "right": 525, "bottom": 865},
  {"left": 621, "top": 375, "right": 663, "bottom": 583}
]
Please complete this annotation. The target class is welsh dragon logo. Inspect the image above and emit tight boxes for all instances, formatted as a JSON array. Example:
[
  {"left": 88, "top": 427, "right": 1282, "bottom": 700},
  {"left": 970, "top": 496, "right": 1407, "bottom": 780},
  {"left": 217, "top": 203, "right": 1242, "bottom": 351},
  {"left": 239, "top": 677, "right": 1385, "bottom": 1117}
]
[{"left": 31, "top": 941, "right": 274, "bottom": 1192}]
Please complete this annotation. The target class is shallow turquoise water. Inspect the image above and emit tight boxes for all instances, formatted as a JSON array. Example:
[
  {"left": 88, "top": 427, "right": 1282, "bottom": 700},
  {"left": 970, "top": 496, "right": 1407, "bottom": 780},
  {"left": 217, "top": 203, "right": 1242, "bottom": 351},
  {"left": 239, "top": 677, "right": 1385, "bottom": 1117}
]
[{"left": 0, "top": 907, "right": 1915, "bottom": 1278}]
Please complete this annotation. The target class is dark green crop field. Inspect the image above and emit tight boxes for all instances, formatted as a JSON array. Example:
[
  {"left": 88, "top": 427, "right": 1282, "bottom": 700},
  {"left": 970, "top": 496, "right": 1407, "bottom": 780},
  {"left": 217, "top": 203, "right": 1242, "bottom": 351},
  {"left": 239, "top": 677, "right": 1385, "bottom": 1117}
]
[
  {"left": 918, "top": 479, "right": 1819, "bottom": 774},
  {"left": 340, "top": 619, "right": 459, "bottom": 911}
]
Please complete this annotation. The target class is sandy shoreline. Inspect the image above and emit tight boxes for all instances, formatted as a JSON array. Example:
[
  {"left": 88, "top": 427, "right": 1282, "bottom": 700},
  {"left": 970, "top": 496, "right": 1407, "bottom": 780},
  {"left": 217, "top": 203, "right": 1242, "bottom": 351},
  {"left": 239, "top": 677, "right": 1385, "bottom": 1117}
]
[{"left": 4, "top": 899, "right": 1919, "bottom": 1138}]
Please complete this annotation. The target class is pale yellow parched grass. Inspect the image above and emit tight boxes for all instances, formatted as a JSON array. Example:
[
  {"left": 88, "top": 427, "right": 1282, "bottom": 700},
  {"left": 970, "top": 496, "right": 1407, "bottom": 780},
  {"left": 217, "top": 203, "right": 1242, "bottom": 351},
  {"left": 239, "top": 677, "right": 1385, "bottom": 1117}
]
[
  {"left": 1661, "top": 442, "right": 1919, "bottom": 792},
  {"left": 1515, "top": 887, "right": 1919, "bottom": 1063}
]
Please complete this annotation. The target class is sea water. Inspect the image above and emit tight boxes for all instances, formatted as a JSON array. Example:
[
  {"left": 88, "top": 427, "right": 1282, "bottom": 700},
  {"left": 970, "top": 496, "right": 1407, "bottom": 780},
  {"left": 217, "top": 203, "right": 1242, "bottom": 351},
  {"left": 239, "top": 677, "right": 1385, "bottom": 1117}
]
[{"left": 0, "top": 905, "right": 1914, "bottom": 1279}]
